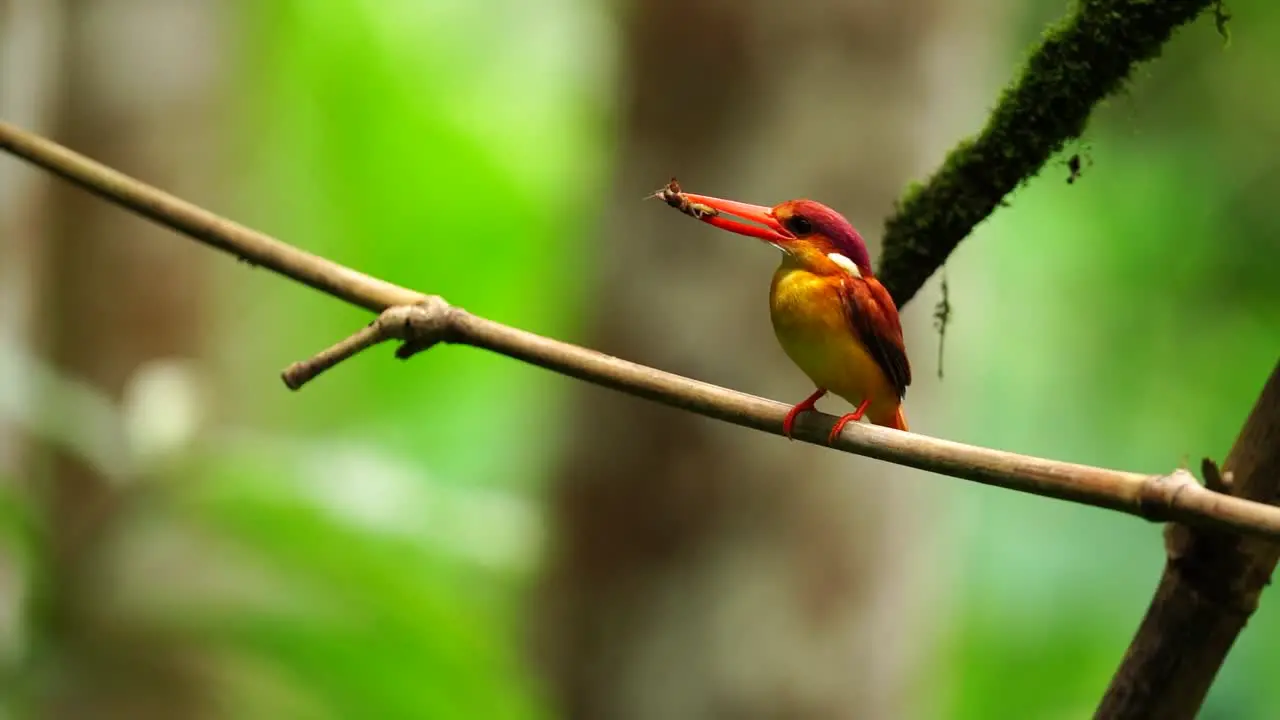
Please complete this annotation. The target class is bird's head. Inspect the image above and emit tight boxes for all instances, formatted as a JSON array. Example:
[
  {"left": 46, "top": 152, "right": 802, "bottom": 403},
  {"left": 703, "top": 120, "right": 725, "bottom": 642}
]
[{"left": 676, "top": 191, "right": 872, "bottom": 276}]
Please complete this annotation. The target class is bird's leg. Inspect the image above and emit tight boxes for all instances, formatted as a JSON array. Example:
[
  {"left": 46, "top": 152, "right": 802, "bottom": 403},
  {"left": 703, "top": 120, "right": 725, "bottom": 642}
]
[
  {"left": 827, "top": 399, "right": 871, "bottom": 444},
  {"left": 783, "top": 388, "right": 827, "bottom": 440}
]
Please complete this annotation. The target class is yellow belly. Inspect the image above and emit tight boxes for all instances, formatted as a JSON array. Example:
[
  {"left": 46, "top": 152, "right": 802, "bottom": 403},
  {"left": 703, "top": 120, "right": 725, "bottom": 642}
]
[{"left": 769, "top": 266, "right": 898, "bottom": 423}]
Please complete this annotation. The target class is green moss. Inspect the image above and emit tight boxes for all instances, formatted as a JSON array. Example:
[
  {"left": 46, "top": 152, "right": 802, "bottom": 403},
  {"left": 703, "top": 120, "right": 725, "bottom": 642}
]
[
  {"left": 877, "top": 0, "right": 1217, "bottom": 307},
  {"left": 1214, "top": 1, "right": 1232, "bottom": 45}
]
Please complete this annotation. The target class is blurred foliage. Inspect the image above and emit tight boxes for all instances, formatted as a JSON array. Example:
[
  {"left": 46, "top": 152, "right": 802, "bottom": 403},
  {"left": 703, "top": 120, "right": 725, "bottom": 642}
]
[
  {"left": 0, "top": 477, "right": 37, "bottom": 718},
  {"left": 173, "top": 0, "right": 604, "bottom": 716},
  {"left": 161, "top": 451, "right": 548, "bottom": 719}
]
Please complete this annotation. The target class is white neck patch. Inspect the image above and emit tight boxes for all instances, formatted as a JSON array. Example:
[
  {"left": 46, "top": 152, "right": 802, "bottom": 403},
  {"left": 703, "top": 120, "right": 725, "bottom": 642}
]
[{"left": 827, "top": 252, "right": 862, "bottom": 277}]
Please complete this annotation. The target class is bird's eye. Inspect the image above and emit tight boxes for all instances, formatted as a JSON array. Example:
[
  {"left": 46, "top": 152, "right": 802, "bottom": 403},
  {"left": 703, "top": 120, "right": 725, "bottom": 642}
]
[{"left": 786, "top": 216, "right": 813, "bottom": 236}]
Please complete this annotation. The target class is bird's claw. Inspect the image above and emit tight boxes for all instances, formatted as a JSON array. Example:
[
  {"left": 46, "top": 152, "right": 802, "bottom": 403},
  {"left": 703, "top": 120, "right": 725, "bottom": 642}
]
[
  {"left": 782, "top": 388, "right": 828, "bottom": 440},
  {"left": 826, "top": 399, "right": 870, "bottom": 445},
  {"left": 782, "top": 406, "right": 807, "bottom": 440}
]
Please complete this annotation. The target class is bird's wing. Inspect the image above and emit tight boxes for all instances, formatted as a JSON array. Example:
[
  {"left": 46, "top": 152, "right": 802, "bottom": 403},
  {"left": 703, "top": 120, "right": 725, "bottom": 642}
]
[{"left": 837, "top": 275, "right": 911, "bottom": 398}]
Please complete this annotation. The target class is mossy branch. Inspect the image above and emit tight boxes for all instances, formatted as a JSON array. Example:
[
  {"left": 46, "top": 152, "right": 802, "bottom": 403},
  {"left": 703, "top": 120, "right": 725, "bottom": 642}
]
[{"left": 876, "top": 0, "right": 1218, "bottom": 306}]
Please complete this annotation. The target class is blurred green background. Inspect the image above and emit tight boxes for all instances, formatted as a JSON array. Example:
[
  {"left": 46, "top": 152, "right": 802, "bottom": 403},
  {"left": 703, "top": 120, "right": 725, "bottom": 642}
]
[{"left": 0, "top": 0, "right": 1276, "bottom": 718}]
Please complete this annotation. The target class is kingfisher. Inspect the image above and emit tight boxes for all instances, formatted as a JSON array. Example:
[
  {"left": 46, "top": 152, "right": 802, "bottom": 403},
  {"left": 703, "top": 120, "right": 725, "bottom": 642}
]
[{"left": 660, "top": 183, "right": 911, "bottom": 442}]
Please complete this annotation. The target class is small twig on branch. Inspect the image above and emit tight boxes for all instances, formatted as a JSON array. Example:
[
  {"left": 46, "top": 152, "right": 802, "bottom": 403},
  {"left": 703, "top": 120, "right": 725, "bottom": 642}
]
[
  {"left": 933, "top": 268, "right": 951, "bottom": 380},
  {"left": 3, "top": 119, "right": 1280, "bottom": 543},
  {"left": 876, "top": 0, "right": 1218, "bottom": 306},
  {"left": 280, "top": 297, "right": 456, "bottom": 389},
  {"left": 1200, "top": 457, "right": 1231, "bottom": 494}
]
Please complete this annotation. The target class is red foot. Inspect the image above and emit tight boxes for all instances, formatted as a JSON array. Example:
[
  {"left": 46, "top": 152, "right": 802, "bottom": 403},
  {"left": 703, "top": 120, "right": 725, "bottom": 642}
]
[
  {"left": 783, "top": 388, "right": 827, "bottom": 439},
  {"left": 827, "top": 399, "right": 870, "bottom": 444}
]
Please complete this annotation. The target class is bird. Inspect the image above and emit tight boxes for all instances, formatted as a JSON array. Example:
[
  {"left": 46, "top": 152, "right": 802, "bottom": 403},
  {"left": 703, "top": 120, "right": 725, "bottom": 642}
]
[{"left": 661, "top": 185, "right": 911, "bottom": 443}]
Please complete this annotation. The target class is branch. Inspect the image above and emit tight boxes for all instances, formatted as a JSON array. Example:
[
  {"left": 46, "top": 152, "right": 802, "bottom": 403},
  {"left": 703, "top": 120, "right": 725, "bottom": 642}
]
[
  {"left": 876, "top": 0, "right": 1217, "bottom": 306},
  {"left": 1096, "top": 360, "right": 1280, "bottom": 720},
  {"left": 0, "top": 122, "right": 421, "bottom": 314},
  {"left": 3, "top": 119, "right": 1279, "bottom": 542}
]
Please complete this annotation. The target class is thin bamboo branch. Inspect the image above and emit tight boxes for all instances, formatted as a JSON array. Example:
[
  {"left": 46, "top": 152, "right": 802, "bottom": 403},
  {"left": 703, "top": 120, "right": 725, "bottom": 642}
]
[
  {"left": 3, "top": 120, "right": 1276, "bottom": 543},
  {"left": 0, "top": 121, "right": 420, "bottom": 313}
]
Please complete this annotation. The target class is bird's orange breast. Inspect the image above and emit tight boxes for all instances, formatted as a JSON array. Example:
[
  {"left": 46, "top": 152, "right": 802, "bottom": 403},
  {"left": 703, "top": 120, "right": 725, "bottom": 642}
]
[{"left": 769, "top": 263, "right": 900, "bottom": 424}]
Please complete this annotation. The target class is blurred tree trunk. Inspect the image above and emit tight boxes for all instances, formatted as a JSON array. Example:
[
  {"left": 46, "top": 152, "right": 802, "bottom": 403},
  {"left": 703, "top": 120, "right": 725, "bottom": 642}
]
[
  {"left": 24, "top": 1, "right": 228, "bottom": 718},
  {"left": 0, "top": 0, "right": 64, "bottom": 691},
  {"left": 0, "top": 0, "right": 61, "bottom": 468},
  {"left": 534, "top": 2, "right": 1000, "bottom": 719}
]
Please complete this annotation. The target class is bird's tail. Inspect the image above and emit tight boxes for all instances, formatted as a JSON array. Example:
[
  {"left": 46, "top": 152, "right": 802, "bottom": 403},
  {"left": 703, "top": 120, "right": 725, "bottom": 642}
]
[{"left": 889, "top": 406, "right": 908, "bottom": 432}]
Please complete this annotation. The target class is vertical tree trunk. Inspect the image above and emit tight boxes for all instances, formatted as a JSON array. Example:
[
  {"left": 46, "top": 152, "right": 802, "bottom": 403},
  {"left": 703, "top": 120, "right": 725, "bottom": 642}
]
[
  {"left": 27, "top": 1, "right": 227, "bottom": 718},
  {"left": 534, "top": 2, "right": 1000, "bottom": 719},
  {"left": 0, "top": 0, "right": 64, "bottom": 689}
]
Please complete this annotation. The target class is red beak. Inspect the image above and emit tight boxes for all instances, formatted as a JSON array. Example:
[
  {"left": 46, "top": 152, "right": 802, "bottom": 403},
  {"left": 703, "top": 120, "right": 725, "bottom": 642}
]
[{"left": 680, "top": 193, "right": 795, "bottom": 244}]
